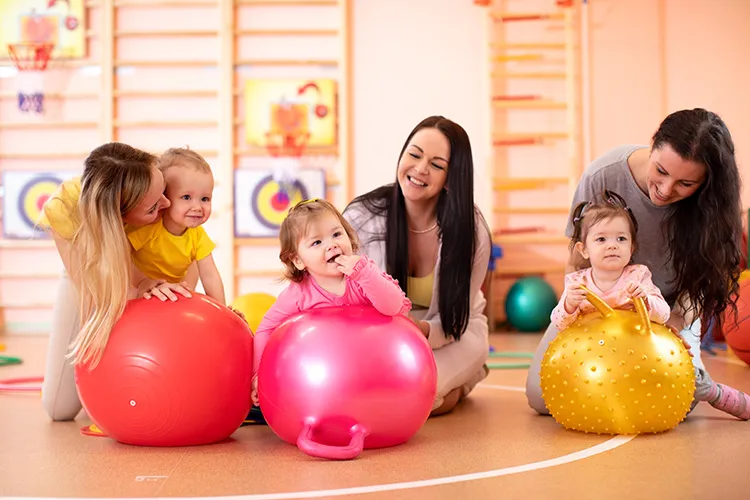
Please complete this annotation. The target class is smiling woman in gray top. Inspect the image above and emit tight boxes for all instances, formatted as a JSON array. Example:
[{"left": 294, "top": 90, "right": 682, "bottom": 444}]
[{"left": 526, "top": 108, "right": 750, "bottom": 421}]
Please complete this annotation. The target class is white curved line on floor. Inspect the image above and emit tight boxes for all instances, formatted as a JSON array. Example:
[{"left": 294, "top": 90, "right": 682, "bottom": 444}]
[
  {"left": 3, "top": 385, "right": 635, "bottom": 500},
  {"left": 5, "top": 437, "right": 633, "bottom": 500}
]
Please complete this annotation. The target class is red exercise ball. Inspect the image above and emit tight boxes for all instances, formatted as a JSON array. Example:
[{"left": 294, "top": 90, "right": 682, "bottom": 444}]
[
  {"left": 75, "top": 293, "right": 253, "bottom": 446},
  {"left": 258, "top": 305, "right": 437, "bottom": 460},
  {"left": 723, "top": 278, "right": 750, "bottom": 366}
]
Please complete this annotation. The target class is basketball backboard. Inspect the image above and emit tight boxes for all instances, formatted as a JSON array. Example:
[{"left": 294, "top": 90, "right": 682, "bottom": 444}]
[{"left": 0, "top": 0, "right": 86, "bottom": 60}]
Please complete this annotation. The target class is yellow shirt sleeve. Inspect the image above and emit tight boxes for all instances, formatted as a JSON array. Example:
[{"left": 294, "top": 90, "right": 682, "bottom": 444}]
[
  {"left": 38, "top": 177, "right": 82, "bottom": 240},
  {"left": 194, "top": 226, "right": 217, "bottom": 261},
  {"left": 127, "top": 223, "right": 161, "bottom": 252}
]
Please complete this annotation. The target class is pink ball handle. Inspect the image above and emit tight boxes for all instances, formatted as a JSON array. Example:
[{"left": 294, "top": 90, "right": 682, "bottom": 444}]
[{"left": 296, "top": 420, "right": 369, "bottom": 460}]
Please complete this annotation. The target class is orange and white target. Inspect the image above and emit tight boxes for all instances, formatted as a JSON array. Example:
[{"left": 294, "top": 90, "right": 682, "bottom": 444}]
[
  {"left": 2, "top": 171, "right": 78, "bottom": 239},
  {"left": 234, "top": 168, "right": 326, "bottom": 238}
]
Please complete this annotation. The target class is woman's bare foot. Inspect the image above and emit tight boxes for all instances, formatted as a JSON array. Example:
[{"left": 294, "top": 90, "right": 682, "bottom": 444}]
[{"left": 430, "top": 387, "right": 463, "bottom": 416}]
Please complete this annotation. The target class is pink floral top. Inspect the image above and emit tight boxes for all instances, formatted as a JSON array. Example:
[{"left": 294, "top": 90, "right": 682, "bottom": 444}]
[
  {"left": 252, "top": 256, "right": 412, "bottom": 377},
  {"left": 550, "top": 264, "right": 671, "bottom": 331}
]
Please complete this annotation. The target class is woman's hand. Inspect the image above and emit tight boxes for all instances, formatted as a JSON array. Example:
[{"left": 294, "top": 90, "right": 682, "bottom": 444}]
[
  {"left": 407, "top": 314, "right": 430, "bottom": 338},
  {"left": 229, "top": 306, "right": 247, "bottom": 323},
  {"left": 664, "top": 314, "right": 694, "bottom": 358},
  {"left": 141, "top": 279, "right": 193, "bottom": 302}
]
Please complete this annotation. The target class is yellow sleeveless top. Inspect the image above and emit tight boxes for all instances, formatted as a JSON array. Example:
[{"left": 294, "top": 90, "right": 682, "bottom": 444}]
[{"left": 407, "top": 271, "right": 434, "bottom": 308}]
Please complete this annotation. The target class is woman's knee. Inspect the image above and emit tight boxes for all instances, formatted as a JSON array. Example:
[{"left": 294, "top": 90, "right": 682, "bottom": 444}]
[
  {"left": 465, "top": 319, "right": 490, "bottom": 362},
  {"left": 41, "top": 391, "right": 81, "bottom": 421},
  {"left": 524, "top": 379, "right": 550, "bottom": 415},
  {"left": 681, "top": 319, "right": 706, "bottom": 372},
  {"left": 524, "top": 322, "right": 559, "bottom": 415}
]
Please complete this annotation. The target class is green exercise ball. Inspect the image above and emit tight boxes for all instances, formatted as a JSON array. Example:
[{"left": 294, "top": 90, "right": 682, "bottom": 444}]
[{"left": 504, "top": 277, "right": 558, "bottom": 332}]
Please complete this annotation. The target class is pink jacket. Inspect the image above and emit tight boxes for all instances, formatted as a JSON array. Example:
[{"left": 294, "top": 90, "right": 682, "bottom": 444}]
[
  {"left": 550, "top": 264, "right": 671, "bottom": 331},
  {"left": 252, "top": 256, "right": 412, "bottom": 377}
]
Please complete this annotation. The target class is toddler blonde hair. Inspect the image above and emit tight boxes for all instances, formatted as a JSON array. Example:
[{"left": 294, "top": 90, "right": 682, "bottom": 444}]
[
  {"left": 158, "top": 147, "right": 211, "bottom": 174},
  {"left": 278, "top": 198, "right": 359, "bottom": 282}
]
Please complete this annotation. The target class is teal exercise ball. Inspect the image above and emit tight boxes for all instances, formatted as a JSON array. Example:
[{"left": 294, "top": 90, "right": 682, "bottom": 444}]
[{"left": 504, "top": 277, "right": 558, "bottom": 332}]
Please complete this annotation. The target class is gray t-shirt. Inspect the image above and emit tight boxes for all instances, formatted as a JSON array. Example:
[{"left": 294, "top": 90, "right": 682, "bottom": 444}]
[{"left": 565, "top": 144, "right": 676, "bottom": 303}]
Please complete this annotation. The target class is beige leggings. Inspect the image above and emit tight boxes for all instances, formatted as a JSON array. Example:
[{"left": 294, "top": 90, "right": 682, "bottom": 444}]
[
  {"left": 41, "top": 273, "right": 83, "bottom": 421},
  {"left": 412, "top": 310, "right": 490, "bottom": 411}
]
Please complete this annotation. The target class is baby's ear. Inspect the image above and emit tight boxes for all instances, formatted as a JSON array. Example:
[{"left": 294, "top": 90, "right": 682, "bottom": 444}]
[
  {"left": 292, "top": 255, "right": 306, "bottom": 271},
  {"left": 574, "top": 241, "right": 588, "bottom": 260}
]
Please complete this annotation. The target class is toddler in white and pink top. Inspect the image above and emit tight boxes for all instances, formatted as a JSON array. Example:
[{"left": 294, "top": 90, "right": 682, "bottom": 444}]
[
  {"left": 550, "top": 190, "right": 670, "bottom": 331},
  {"left": 250, "top": 198, "right": 412, "bottom": 405}
]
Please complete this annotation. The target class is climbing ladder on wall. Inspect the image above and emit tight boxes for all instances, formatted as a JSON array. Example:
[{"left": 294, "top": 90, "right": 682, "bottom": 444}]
[
  {"left": 477, "top": 0, "right": 585, "bottom": 322},
  {"left": 230, "top": 0, "right": 353, "bottom": 302}
]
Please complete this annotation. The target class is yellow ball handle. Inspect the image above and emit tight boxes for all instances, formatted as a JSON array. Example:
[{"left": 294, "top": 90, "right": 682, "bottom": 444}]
[{"left": 579, "top": 283, "right": 652, "bottom": 334}]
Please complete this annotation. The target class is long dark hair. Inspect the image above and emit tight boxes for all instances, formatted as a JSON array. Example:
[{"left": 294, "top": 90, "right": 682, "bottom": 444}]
[
  {"left": 652, "top": 108, "right": 743, "bottom": 330},
  {"left": 345, "top": 116, "right": 481, "bottom": 341}
]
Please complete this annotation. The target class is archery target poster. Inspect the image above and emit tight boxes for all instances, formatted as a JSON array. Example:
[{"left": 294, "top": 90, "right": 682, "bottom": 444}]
[
  {"left": 234, "top": 168, "right": 327, "bottom": 238},
  {"left": 2, "top": 170, "right": 78, "bottom": 239}
]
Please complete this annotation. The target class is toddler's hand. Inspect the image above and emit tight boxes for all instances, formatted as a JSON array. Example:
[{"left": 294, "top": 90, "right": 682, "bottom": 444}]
[
  {"left": 625, "top": 281, "right": 647, "bottom": 299},
  {"left": 251, "top": 377, "right": 259, "bottom": 406},
  {"left": 335, "top": 255, "right": 361, "bottom": 276},
  {"left": 620, "top": 282, "right": 651, "bottom": 310},
  {"left": 564, "top": 283, "right": 587, "bottom": 314}
]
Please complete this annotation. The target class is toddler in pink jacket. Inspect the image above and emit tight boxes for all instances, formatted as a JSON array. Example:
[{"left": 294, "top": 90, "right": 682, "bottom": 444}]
[
  {"left": 250, "top": 198, "right": 412, "bottom": 405},
  {"left": 550, "top": 190, "right": 670, "bottom": 331}
]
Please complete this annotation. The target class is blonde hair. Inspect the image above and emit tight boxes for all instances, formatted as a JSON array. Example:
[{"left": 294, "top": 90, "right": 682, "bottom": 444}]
[
  {"left": 158, "top": 147, "right": 211, "bottom": 174},
  {"left": 66, "top": 143, "right": 157, "bottom": 368},
  {"left": 279, "top": 198, "right": 359, "bottom": 282}
]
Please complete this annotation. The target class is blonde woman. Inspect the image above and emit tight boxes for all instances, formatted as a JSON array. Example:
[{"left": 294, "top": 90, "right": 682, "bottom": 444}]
[{"left": 40, "top": 142, "right": 193, "bottom": 421}]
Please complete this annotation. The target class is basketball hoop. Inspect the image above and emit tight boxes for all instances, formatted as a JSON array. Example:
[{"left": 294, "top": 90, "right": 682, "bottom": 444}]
[{"left": 8, "top": 42, "right": 54, "bottom": 114}]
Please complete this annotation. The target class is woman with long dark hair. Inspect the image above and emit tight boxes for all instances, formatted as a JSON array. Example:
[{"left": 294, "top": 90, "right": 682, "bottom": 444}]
[
  {"left": 526, "top": 108, "right": 749, "bottom": 420},
  {"left": 344, "top": 115, "right": 492, "bottom": 415}
]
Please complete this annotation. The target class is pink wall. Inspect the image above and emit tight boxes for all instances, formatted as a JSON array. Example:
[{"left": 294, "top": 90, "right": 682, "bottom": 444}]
[{"left": 589, "top": 0, "right": 750, "bottom": 206}]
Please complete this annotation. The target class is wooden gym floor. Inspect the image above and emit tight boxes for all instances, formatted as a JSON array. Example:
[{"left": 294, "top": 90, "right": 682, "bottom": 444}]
[{"left": 1, "top": 332, "right": 749, "bottom": 500}]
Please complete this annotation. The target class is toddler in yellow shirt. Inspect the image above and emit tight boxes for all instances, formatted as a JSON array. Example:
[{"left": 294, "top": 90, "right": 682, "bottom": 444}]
[{"left": 128, "top": 147, "right": 227, "bottom": 304}]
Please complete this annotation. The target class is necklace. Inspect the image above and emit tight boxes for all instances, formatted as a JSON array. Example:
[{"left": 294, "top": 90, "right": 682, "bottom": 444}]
[{"left": 409, "top": 221, "right": 438, "bottom": 234}]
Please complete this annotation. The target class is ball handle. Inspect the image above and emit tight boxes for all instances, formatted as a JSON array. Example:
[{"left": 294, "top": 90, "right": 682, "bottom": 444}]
[
  {"left": 579, "top": 284, "right": 614, "bottom": 317},
  {"left": 296, "top": 419, "right": 369, "bottom": 460},
  {"left": 579, "top": 284, "right": 652, "bottom": 333}
]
